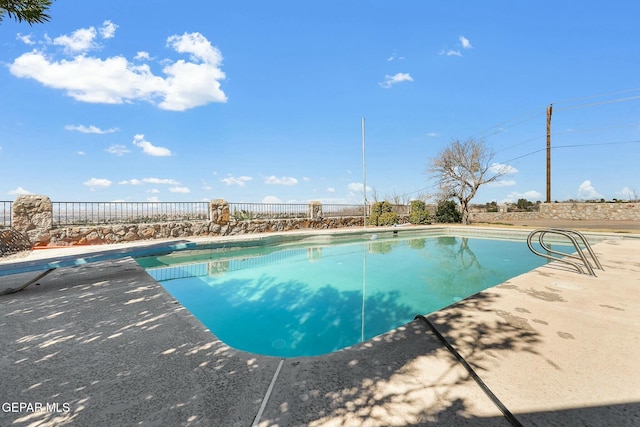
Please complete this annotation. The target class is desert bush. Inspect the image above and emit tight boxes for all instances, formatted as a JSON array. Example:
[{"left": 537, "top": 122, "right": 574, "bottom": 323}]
[
  {"left": 435, "top": 200, "right": 462, "bottom": 223},
  {"left": 409, "top": 200, "right": 431, "bottom": 224}
]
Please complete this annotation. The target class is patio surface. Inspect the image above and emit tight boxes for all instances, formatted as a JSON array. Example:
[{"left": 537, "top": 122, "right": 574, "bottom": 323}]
[{"left": 1, "top": 224, "right": 639, "bottom": 426}]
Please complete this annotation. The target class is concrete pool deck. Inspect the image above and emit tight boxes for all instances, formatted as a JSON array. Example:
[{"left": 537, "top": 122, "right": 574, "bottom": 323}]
[{"left": 1, "top": 225, "right": 639, "bottom": 426}]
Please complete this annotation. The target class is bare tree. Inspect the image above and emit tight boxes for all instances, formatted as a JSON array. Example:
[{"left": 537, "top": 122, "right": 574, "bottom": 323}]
[
  {"left": 384, "top": 190, "right": 410, "bottom": 206},
  {"left": 427, "top": 137, "right": 506, "bottom": 224},
  {"left": 1, "top": 0, "right": 52, "bottom": 25}
]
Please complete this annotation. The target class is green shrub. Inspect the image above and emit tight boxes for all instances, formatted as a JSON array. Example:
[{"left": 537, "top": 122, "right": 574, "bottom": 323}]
[
  {"left": 435, "top": 200, "right": 462, "bottom": 223},
  {"left": 233, "top": 209, "right": 256, "bottom": 221},
  {"left": 367, "top": 201, "right": 395, "bottom": 226},
  {"left": 409, "top": 200, "right": 431, "bottom": 224},
  {"left": 378, "top": 211, "right": 399, "bottom": 225}
]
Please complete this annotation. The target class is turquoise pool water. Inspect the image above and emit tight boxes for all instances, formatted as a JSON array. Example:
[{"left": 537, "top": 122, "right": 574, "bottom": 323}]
[{"left": 136, "top": 233, "right": 557, "bottom": 358}]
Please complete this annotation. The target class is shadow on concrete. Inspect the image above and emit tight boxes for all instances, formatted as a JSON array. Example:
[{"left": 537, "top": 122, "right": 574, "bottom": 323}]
[
  {"left": 2, "top": 257, "right": 639, "bottom": 426},
  {"left": 1, "top": 258, "right": 279, "bottom": 426},
  {"left": 258, "top": 290, "right": 640, "bottom": 426},
  {"left": 256, "top": 292, "right": 538, "bottom": 426}
]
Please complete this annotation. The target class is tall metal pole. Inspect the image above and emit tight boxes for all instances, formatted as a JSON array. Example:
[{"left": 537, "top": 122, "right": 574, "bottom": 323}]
[
  {"left": 361, "top": 245, "right": 366, "bottom": 342},
  {"left": 546, "top": 104, "right": 553, "bottom": 203},
  {"left": 362, "top": 117, "right": 367, "bottom": 227}
]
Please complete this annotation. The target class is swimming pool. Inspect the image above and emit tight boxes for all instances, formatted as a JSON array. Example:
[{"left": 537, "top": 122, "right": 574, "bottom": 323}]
[{"left": 136, "top": 230, "right": 564, "bottom": 358}]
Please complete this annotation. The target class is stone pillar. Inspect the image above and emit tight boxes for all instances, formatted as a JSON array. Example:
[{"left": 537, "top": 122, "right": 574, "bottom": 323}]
[
  {"left": 209, "top": 199, "right": 230, "bottom": 225},
  {"left": 12, "top": 195, "right": 53, "bottom": 233},
  {"left": 308, "top": 201, "right": 322, "bottom": 219}
]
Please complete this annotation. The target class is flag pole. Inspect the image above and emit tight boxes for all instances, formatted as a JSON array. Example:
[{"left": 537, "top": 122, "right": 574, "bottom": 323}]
[{"left": 362, "top": 117, "right": 367, "bottom": 228}]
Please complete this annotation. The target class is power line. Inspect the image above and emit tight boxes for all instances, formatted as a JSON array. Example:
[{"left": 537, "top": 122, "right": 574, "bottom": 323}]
[
  {"left": 397, "top": 139, "right": 640, "bottom": 201},
  {"left": 472, "top": 108, "right": 546, "bottom": 140},
  {"left": 471, "top": 87, "right": 640, "bottom": 144},
  {"left": 554, "top": 95, "right": 640, "bottom": 111},
  {"left": 551, "top": 121, "right": 640, "bottom": 136},
  {"left": 398, "top": 87, "right": 640, "bottom": 201},
  {"left": 551, "top": 87, "right": 640, "bottom": 105},
  {"left": 495, "top": 121, "right": 640, "bottom": 155},
  {"left": 499, "top": 140, "right": 640, "bottom": 164}
]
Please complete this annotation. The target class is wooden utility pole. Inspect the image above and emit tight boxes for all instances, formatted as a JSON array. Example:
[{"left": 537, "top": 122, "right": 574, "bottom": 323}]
[{"left": 546, "top": 104, "right": 553, "bottom": 203}]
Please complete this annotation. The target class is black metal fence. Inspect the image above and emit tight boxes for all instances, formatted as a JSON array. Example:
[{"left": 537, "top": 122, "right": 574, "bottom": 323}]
[
  {"left": 0, "top": 201, "right": 11, "bottom": 228},
  {"left": 1, "top": 200, "right": 407, "bottom": 228},
  {"left": 323, "top": 204, "right": 370, "bottom": 217},
  {"left": 227, "top": 202, "right": 371, "bottom": 221},
  {"left": 52, "top": 201, "right": 210, "bottom": 226},
  {"left": 228, "top": 202, "right": 310, "bottom": 221}
]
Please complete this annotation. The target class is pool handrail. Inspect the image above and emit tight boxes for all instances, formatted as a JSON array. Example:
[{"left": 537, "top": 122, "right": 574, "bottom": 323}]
[{"left": 526, "top": 228, "right": 603, "bottom": 276}]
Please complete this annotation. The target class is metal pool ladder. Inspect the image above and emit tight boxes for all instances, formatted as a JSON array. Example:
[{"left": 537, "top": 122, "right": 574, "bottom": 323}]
[{"left": 527, "top": 228, "right": 604, "bottom": 276}]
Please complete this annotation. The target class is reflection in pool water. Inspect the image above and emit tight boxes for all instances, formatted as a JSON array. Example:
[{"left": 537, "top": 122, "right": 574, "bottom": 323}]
[{"left": 137, "top": 234, "right": 555, "bottom": 357}]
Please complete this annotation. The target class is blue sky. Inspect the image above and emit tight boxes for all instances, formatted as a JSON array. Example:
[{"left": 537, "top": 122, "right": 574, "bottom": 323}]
[{"left": 1, "top": 1, "right": 639, "bottom": 205}]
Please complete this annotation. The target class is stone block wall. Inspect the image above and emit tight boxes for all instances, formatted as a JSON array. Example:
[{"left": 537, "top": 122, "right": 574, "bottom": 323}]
[
  {"left": 34, "top": 217, "right": 367, "bottom": 246},
  {"left": 471, "top": 202, "right": 640, "bottom": 223},
  {"left": 10, "top": 196, "right": 639, "bottom": 246},
  {"left": 11, "top": 196, "right": 368, "bottom": 246},
  {"left": 11, "top": 195, "right": 52, "bottom": 235},
  {"left": 539, "top": 202, "right": 640, "bottom": 221}
]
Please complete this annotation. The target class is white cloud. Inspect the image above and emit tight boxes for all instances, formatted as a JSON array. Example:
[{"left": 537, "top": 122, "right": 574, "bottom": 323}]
[
  {"left": 488, "top": 179, "right": 517, "bottom": 187},
  {"left": 160, "top": 32, "right": 227, "bottom": 110},
  {"left": 221, "top": 175, "right": 253, "bottom": 187},
  {"left": 50, "top": 21, "right": 115, "bottom": 54},
  {"left": 262, "top": 196, "right": 282, "bottom": 203},
  {"left": 265, "top": 176, "right": 298, "bottom": 185},
  {"left": 16, "top": 33, "right": 35, "bottom": 45},
  {"left": 147, "top": 189, "right": 160, "bottom": 194},
  {"left": 132, "top": 134, "right": 172, "bottom": 156},
  {"left": 501, "top": 190, "right": 543, "bottom": 203},
  {"left": 119, "top": 179, "right": 143, "bottom": 185},
  {"left": 135, "top": 51, "right": 151, "bottom": 61},
  {"left": 439, "top": 36, "right": 472, "bottom": 57},
  {"left": 119, "top": 177, "right": 178, "bottom": 185},
  {"left": 348, "top": 182, "right": 373, "bottom": 193},
  {"left": 386, "top": 52, "right": 405, "bottom": 62},
  {"left": 9, "top": 26, "right": 227, "bottom": 111},
  {"left": 616, "top": 186, "right": 637, "bottom": 199},
  {"left": 100, "top": 20, "right": 118, "bottom": 39},
  {"left": 489, "top": 163, "right": 518, "bottom": 175},
  {"left": 84, "top": 177, "right": 112, "bottom": 190},
  {"left": 379, "top": 72, "right": 414, "bottom": 89},
  {"left": 147, "top": 196, "right": 160, "bottom": 202},
  {"left": 143, "top": 177, "right": 179, "bottom": 185},
  {"left": 66, "top": 124, "right": 118, "bottom": 134},
  {"left": 106, "top": 144, "right": 130, "bottom": 156},
  {"left": 53, "top": 26, "right": 98, "bottom": 53},
  {"left": 326, "top": 187, "right": 336, "bottom": 193},
  {"left": 460, "top": 36, "right": 473, "bottom": 49},
  {"left": 439, "top": 49, "right": 462, "bottom": 57},
  {"left": 577, "top": 180, "right": 603, "bottom": 200},
  {"left": 169, "top": 186, "right": 190, "bottom": 193},
  {"left": 8, "top": 186, "right": 33, "bottom": 195},
  {"left": 427, "top": 132, "right": 439, "bottom": 137}
]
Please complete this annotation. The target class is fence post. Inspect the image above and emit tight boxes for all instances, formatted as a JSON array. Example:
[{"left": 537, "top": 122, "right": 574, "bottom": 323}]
[
  {"left": 210, "top": 199, "right": 230, "bottom": 225},
  {"left": 12, "top": 195, "right": 53, "bottom": 234},
  {"left": 308, "top": 201, "right": 322, "bottom": 219}
]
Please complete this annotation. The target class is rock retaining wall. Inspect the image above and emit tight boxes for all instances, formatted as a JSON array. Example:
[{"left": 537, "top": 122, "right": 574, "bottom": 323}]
[
  {"left": 28, "top": 217, "right": 367, "bottom": 247},
  {"left": 539, "top": 202, "right": 640, "bottom": 221},
  {"left": 471, "top": 202, "right": 640, "bottom": 223},
  {"left": 10, "top": 195, "right": 639, "bottom": 246}
]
